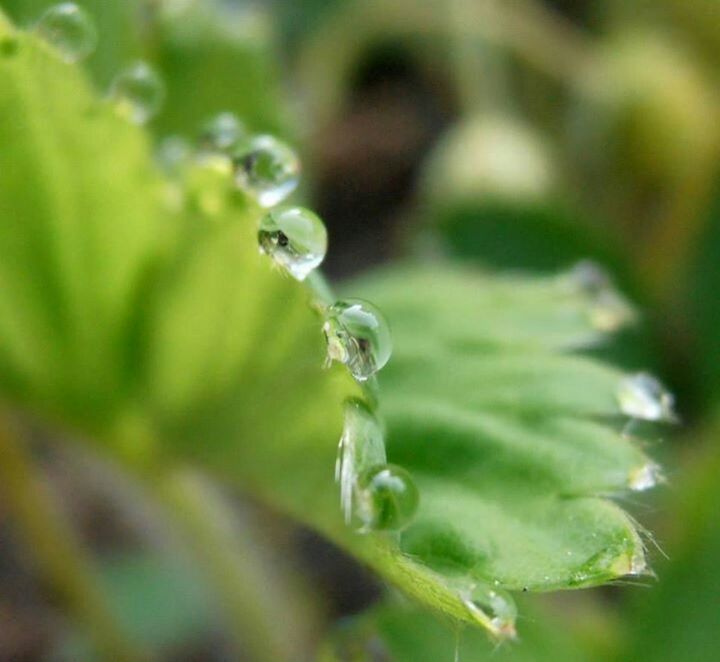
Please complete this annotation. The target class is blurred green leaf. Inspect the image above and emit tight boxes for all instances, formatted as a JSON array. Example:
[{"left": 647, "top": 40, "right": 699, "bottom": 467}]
[{"left": 0, "top": 9, "right": 169, "bottom": 427}]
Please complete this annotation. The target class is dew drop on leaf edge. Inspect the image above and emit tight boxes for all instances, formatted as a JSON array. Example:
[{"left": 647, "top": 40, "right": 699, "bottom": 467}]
[
  {"left": 323, "top": 299, "right": 392, "bottom": 382},
  {"left": 617, "top": 372, "right": 677, "bottom": 422},
  {"left": 462, "top": 583, "right": 517, "bottom": 639},
  {"left": 199, "top": 112, "right": 246, "bottom": 153},
  {"left": 109, "top": 61, "right": 165, "bottom": 125},
  {"left": 36, "top": 2, "right": 97, "bottom": 64},
  {"left": 356, "top": 463, "right": 419, "bottom": 532},
  {"left": 258, "top": 206, "right": 327, "bottom": 281},
  {"left": 232, "top": 134, "right": 300, "bottom": 208}
]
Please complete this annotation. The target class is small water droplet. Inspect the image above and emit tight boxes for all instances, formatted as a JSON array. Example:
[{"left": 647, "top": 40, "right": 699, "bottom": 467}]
[
  {"left": 617, "top": 372, "right": 677, "bottom": 422},
  {"left": 36, "top": 3, "right": 97, "bottom": 63},
  {"left": 565, "top": 260, "right": 636, "bottom": 332},
  {"left": 462, "top": 583, "right": 517, "bottom": 639},
  {"left": 628, "top": 462, "right": 663, "bottom": 491},
  {"left": 110, "top": 61, "right": 165, "bottom": 124},
  {"left": 199, "top": 112, "right": 245, "bottom": 152},
  {"left": 323, "top": 300, "right": 392, "bottom": 381},
  {"left": 356, "top": 463, "right": 419, "bottom": 531},
  {"left": 336, "top": 399, "right": 387, "bottom": 524},
  {"left": 157, "top": 135, "right": 191, "bottom": 175},
  {"left": 258, "top": 206, "right": 327, "bottom": 281},
  {"left": 232, "top": 134, "right": 300, "bottom": 207}
]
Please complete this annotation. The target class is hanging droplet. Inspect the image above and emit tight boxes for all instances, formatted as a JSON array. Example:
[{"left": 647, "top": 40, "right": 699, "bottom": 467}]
[
  {"left": 36, "top": 3, "right": 97, "bottom": 63},
  {"left": 628, "top": 462, "right": 663, "bottom": 491},
  {"left": 232, "top": 134, "right": 300, "bottom": 207},
  {"left": 564, "top": 260, "right": 636, "bottom": 332},
  {"left": 110, "top": 61, "right": 165, "bottom": 125},
  {"left": 355, "top": 464, "right": 419, "bottom": 531},
  {"left": 199, "top": 112, "right": 245, "bottom": 153},
  {"left": 462, "top": 583, "right": 517, "bottom": 639},
  {"left": 258, "top": 206, "right": 327, "bottom": 281},
  {"left": 336, "top": 399, "right": 387, "bottom": 524},
  {"left": 323, "top": 300, "right": 392, "bottom": 381},
  {"left": 617, "top": 372, "right": 677, "bottom": 422}
]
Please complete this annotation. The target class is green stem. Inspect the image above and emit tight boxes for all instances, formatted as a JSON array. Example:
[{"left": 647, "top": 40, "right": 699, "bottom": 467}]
[
  {"left": 0, "top": 417, "right": 147, "bottom": 662},
  {"left": 156, "top": 469, "right": 319, "bottom": 662}
]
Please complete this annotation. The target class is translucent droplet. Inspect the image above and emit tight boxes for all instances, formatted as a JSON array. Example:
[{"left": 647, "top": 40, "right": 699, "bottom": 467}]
[
  {"left": 617, "top": 372, "right": 677, "bottom": 422},
  {"left": 232, "top": 134, "right": 300, "bottom": 207},
  {"left": 336, "top": 399, "right": 387, "bottom": 524},
  {"left": 323, "top": 300, "right": 392, "bottom": 381},
  {"left": 628, "top": 462, "right": 663, "bottom": 491},
  {"left": 157, "top": 136, "right": 191, "bottom": 175},
  {"left": 565, "top": 260, "right": 636, "bottom": 332},
  {"left": 462, "top": 583, "right": 517, "bottom": 639},
  {"left": 110, "top": 61, "right": 165, "bottom": 125},
  {"left": 200, "top": 112, "right": 245, "bottom": 152},
  {"left": 36, "top": 3, "right": 97, "bottom": 63},
  {"left": 258, "top": 206, "right": 327, "bottom": 281},
  {"left": 355, "top": 464, "right": 419, "bottom": 531}
]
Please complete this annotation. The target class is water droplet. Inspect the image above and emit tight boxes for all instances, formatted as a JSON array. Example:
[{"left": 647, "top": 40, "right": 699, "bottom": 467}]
[
  {"left": 157, "top": 136, "right": 191, "bottom": 175},
  {"left": 336, "top": 399, "right": 387, "bottom": 524},
  {"left": 232, "top": 134, "right": 300, "bottom": 207},
  {"left": 565, "top": 260, "right": 636, "bottom": 332},
  {"left": 36, "top": 3, "right": 97, "bottom": 63},
  {"left": 323, "top": 300, "right": 392, "bottom": 381},
  {"left": 110, "top": 61, "right": 165, "bottom": 125},
  {"left": 462, "top": 583, "right": 517, "bottom": 639},
  {"left": 356, "top": 464, "right": 419, "bottom": 531},
  {"left": 258, "top": 206, "right": 327, "bottom": 281},
  {"left": 199, "top": 112, "right": 245, "bottom": 153},
  {"left": 628, "top": 462, "right": 663, "bottom": 491},
  {"left": 617, "top": 372, "right": 677, "bottom": 422}
]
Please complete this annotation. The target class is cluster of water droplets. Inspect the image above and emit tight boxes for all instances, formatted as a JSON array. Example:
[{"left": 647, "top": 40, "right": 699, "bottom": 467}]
[
  {"left": 336, "top": 400, "right": 419, "bottom": 532},
  {"left": 31, "top": 4, "right": 166, "bottom": 125}
]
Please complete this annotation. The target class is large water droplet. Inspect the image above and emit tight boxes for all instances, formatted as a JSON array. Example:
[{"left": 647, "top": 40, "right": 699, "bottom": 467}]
[
  {"left": 110, "top": 61, "right": 165, "bottom": 125},
  {"left": 462, "top": 583, "right": 517, "bottom": 639},
  {"left": 323, "top": 300, "right": 392, "bottom": 381},
  {"left": 336, "top": 399, "right": 387, "bottom": 524},
  {"left": 258, "top": 206, "right": 327, "bottom": 281},
  {"left": 356, "top": 464, "right": 419, "bottom": 532},
  {"left": 617, "top": 372, "right": 677, "bottom": 422},
  {"left": 232, "top": 134, "right": 300, "bottom": 207},
  {"left": 199, "top": 112, "right": 245, "bottom": 153},
  {"left": 36, "top": 3, "right": 97, "bottom": 63}
]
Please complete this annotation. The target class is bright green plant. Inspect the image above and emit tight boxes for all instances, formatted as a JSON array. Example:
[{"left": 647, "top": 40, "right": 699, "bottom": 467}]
[{"left": 0, "top": 3, "right": 677, "bottom": 660}]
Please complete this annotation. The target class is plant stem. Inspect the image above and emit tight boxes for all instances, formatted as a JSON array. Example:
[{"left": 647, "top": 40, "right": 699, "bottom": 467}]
[
  {"left": 0, "top": 417, "right": 146, "bottom": 661},
  {"left": 156, "top": 469, "right": 319, "bottom": 662}
]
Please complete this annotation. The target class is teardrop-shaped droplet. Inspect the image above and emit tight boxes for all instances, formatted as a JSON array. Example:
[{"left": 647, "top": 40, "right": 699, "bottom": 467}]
[
  {"left": 199, "top": 112, "right": 245, "bottom": 153},
  {"left": 323, "top": 300, "right": 392, "bottom": 381},
  {"left": 258, "top": 206, "right": 327, "bottom": 281},
  {"left": 110, "top": 61, "right": 165, "bottom": 125},
  {"left": 355, "top": 464, "right": 419, "bottom": 531},
  {"left": 336, "top": 398, "right": 387, "bottom": 524},
  {"left": 232, "top": 134, "right": 300, "bottom": 207},
  {"left": 617, "top": 372, "right": 677, "bottom": 422},
  {"left": 36, "top": 3, "right": 97, "bottom": 63},
  {"left": 462, "top": 583, "right": 517, "bottom": 638}
]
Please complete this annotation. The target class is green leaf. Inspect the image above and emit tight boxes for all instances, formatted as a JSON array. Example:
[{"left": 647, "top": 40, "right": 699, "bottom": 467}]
[{"left": 0, "top": 10, "right": 168, "bottom": 427}]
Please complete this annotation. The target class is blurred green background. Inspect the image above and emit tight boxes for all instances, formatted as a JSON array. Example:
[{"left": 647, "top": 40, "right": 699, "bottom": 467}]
[{"left": 1, "top": 0, "right": 720, "bottom": 659}]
